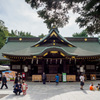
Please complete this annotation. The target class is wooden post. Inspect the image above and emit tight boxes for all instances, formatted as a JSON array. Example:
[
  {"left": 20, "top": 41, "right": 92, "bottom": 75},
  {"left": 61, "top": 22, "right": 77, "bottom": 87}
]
[
  {"left": 63, "top": 60, "right": 66, "bottom": 73},
  {"left": 42, "top": 59, "right": 45, "bottom": 73},
  {"left": 66, "top": 65, "right": 69, "bottom": 74},
  {"left": 10, "top": 61, "right": 12, "bottom": 70},
  {"left": 20, "top": 61, "right": 22, "bottom": 73}
]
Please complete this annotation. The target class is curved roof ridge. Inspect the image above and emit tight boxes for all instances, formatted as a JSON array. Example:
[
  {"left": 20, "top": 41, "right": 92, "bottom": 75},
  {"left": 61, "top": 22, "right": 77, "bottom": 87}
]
[{"left": 31, "top": 27, "right": 76, "bottom": 47}]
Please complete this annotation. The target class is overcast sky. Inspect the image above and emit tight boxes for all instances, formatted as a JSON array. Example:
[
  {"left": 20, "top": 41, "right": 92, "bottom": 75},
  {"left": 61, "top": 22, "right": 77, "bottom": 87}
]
[{"left": 0, "top": 0, "right": 85, "bottom": 37}]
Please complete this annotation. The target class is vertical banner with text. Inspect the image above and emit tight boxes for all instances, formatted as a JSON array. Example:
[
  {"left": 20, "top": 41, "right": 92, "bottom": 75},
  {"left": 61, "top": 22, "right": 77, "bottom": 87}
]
[{"left": 62, "top": 73, "right": 66, "bottom": 82}]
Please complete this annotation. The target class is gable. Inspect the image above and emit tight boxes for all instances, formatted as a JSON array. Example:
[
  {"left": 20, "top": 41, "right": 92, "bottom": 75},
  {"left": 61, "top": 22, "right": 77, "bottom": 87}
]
[{"left": 32, "top": 28, "right": 76, "bottom": 47}]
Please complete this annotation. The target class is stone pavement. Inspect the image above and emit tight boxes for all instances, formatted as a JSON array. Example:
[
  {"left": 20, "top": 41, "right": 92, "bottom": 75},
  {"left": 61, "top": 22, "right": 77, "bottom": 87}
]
[{"left": 0, "top": 81, "right": 100, "bottom": 100}]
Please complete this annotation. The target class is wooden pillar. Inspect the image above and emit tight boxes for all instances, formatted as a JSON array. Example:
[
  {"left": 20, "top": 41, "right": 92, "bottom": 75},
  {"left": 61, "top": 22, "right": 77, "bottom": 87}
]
[
  {"left": 20, "top": 61, "right": 22, "bottom": 73},
  {"left": 63, "top": 60, "right": 66, "bottom": 73},
  {"left": 66, "top": 65, "right": 69, "bottom": 74},
  {"left": 42, "top": 59, "right": 45, "bottom": 73},
  {"left": 10, "top": 61, "right": 12, "bottom": 70}
]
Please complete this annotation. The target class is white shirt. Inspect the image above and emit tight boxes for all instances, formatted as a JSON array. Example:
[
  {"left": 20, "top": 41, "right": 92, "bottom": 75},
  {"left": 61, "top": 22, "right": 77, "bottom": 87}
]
[{"left": 80, "top": 76, "right": 84, "bottom": 82}]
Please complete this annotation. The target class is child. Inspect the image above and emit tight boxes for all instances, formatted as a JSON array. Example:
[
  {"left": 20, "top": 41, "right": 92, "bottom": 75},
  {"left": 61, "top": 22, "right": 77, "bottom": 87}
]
[
  {"left": 89, "top": 83, "right": 95, "bottom": 91},
  {"left": 55, "top": 74, "right": 59, "bottom": 85},
  {"left": 96, "top": 83, "right": 100, "bottom": 90},
  {"left": 22, "top": 81, "right": 28, "bottom": 95}
]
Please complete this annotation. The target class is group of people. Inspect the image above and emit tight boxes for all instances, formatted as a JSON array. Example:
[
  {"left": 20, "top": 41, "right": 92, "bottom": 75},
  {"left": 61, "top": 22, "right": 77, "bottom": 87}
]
[
  {"left": 42, "top": 72, "right": 59, "bottom": 85},
  {"left": 13, "top": 73, "right": 28, "bottom": 95},
  {"left": 0, "top": 72, "right": 100, "bottom": 96},
  {"left": 89, "top": 83, "right": 100, "bottom": 91},
  {"left": 80, "top": 73, "right": 100, "bottom": 91}
]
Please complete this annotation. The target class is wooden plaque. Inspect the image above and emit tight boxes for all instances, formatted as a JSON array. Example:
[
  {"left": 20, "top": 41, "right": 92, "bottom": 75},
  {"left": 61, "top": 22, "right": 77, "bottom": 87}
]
[
  {"left": 32, "top": 75, "right": 42, "bottom": 82},
  {"left": 90, "top": 74, "right": 96, "bottom": 80},
  {"left": 66, "top": 75, "right": 76, "bottom": 81}
]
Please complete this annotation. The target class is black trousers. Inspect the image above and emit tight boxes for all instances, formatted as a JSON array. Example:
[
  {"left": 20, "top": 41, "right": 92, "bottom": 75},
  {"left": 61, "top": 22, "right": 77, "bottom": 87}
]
[
  {"left": 1, "top": 83, "right": 8, "bottom": 89},
  {"left": 43, "top": 79, "right": 46, "bottom": 84}
]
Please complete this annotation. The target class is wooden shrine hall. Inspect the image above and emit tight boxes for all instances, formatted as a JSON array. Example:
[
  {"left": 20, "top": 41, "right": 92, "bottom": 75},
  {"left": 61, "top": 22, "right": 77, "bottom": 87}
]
[{"left": 0, "top": 26, "right": 100, "bottom": 81}]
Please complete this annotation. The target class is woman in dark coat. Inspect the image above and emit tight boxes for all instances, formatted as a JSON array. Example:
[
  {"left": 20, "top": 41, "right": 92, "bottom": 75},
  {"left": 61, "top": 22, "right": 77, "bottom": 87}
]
[{"left": 42, "top": 72, "right": 46, "bottom": 84}]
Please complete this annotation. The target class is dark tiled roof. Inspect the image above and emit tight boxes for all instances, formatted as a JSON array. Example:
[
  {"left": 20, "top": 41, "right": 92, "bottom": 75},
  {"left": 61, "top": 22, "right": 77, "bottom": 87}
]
[{"left": 0, "top": 27, "right": 100, "bottom": 60}]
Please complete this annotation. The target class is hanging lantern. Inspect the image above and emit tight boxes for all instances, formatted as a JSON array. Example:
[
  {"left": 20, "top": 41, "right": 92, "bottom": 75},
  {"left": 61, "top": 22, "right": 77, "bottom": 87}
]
[
  {"left": 56, "top": 59, "right": 57, "bottom": 64},
  {"left": 50, "top": 59, "right": 52, "bottom": 64},
  {"left": 31, "top": 59, "right": 33, "bottom": 64},
  {"left": 36, "top": 59, "right": 38, "bottom": 64},
  {"left": 60, "top": 59, "right": 62, "bottom": 64},
  {"left": 69, "top": 58, "right": 71, "bottom": 64},
  {"left": 75, "top": 59, "right": 76, "bottom": 64},
  {"left": 46, "top": 59, "right": 48, "bottom": 64}
]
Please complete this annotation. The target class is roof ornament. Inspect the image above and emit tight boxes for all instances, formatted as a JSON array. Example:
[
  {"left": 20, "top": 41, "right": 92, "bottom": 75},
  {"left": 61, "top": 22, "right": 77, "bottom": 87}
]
[
  {"left": 51, "top": 22, "right": 56, "bottom": 28},
  {"left": 84, "top": 38, "right": 87, "bottom": 41},
  {"left": 19, "top": 38, "right": 22, "bottom": 41}
]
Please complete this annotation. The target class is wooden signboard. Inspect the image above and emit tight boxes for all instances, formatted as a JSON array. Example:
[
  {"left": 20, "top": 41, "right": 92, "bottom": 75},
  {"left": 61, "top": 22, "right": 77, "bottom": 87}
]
[
  {"left": 32, "top": 75, "right": 42, "bottom": 82},
  {"left": 46, "top": 74, "right": 62, "bottom": 82},
  {"left": 66, "top": 75, "right": 76, "bottom": 82},
  {"left": 90, "top": 74, "right": 96, "bottom": 80}
]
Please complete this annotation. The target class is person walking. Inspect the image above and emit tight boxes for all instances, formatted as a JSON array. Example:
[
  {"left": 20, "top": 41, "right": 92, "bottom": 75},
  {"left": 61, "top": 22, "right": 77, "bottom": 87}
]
[
  {"left": 0, "top": 75, "right": 8, "bottom": 89},
  {"left": 80, "top": 73, "right": 85, "bottom": 90},
  {"left": 42, "top": 72, "right": 46, "bottom": 84},
  {"left": 55, "top": 74, "right": 59, "bottom": 85}
]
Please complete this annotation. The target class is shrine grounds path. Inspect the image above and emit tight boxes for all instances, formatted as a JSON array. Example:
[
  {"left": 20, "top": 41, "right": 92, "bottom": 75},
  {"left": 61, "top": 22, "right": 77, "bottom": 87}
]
[{"left": 0, "top": 81, "right": 100, "bottom": 100}]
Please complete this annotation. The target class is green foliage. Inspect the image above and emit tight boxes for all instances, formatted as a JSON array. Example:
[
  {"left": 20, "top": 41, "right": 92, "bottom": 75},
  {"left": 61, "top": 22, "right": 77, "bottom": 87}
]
[
  {"left": 72, "top": 30, "right": 88, "bottom": 37},
  {"left": 25, "top": 0, "right": 71, "bottom": 29},
  {"left": 0, "top": 61, "right": 10, "bottom": 65},
  {"left": 75, "top": 0, "right": 100, "bottom": 35},
  {"left": 38, "top": 33, "right": 46, "bottom": 38},
  {"left": 0, "top": 19, "right": 37, "bottom": 49},
  {"left": 9, "top": 30, "right": 36, "bottom": 37},
  {"left": 0, "top": 20, "right": 9, "bottom": 49},
  {"left": 25, "top": 0, "right": 100, "bottom": 35},
  {"left": 10, "top": 77, "right": 14, "bottom": 81}
]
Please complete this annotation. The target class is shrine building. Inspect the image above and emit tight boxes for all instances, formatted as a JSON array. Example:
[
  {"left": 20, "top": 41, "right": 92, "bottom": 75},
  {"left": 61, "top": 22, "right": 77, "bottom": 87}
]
[{"left": 0, "top": 27, "right": 100, "bottom": 81}]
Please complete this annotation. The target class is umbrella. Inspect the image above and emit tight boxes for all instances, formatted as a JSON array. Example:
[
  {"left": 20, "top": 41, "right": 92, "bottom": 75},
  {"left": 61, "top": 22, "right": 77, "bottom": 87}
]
[{"left": 2, "top": 71, "right": 12, "bottom": 73}]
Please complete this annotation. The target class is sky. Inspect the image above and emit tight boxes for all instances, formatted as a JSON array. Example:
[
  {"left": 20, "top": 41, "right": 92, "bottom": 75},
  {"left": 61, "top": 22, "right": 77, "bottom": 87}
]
[{"left": 0, "top": 0, "right": 85, "bottom": 37}]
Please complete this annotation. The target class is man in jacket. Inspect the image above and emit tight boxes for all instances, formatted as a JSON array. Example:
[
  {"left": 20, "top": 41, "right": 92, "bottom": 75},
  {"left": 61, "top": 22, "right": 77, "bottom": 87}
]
[{"left": 1, "top": 75, "right": 8, "bottom": 89}]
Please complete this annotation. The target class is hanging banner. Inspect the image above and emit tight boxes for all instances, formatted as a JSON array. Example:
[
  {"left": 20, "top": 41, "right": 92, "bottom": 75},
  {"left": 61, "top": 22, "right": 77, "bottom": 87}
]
[{"left": 62, "top": 73, "right": 66, "bottom": 82}]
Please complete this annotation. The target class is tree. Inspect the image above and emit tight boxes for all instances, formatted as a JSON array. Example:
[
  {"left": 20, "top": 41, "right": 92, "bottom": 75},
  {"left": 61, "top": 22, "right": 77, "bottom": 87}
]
[
  {"left": 9, "top": 30, "right": 36, "bottom": 37},
  {"left": 25, "top": 0, "right": 100, "bottom": 35},
  {"left": 72, "top": 30, "right": 88, "bottom": 37},
  {"left": 38, "top": 33, "right": 46, "bottom": 38},
  {"left": 25, "top": 0, "right": 73, "bottom": 29},
  {"left": 0, "top": 20, "right": 9, "bottom": 49},
  {"left": 75, "top": 0, "right": 100, "bottom": 35}
]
